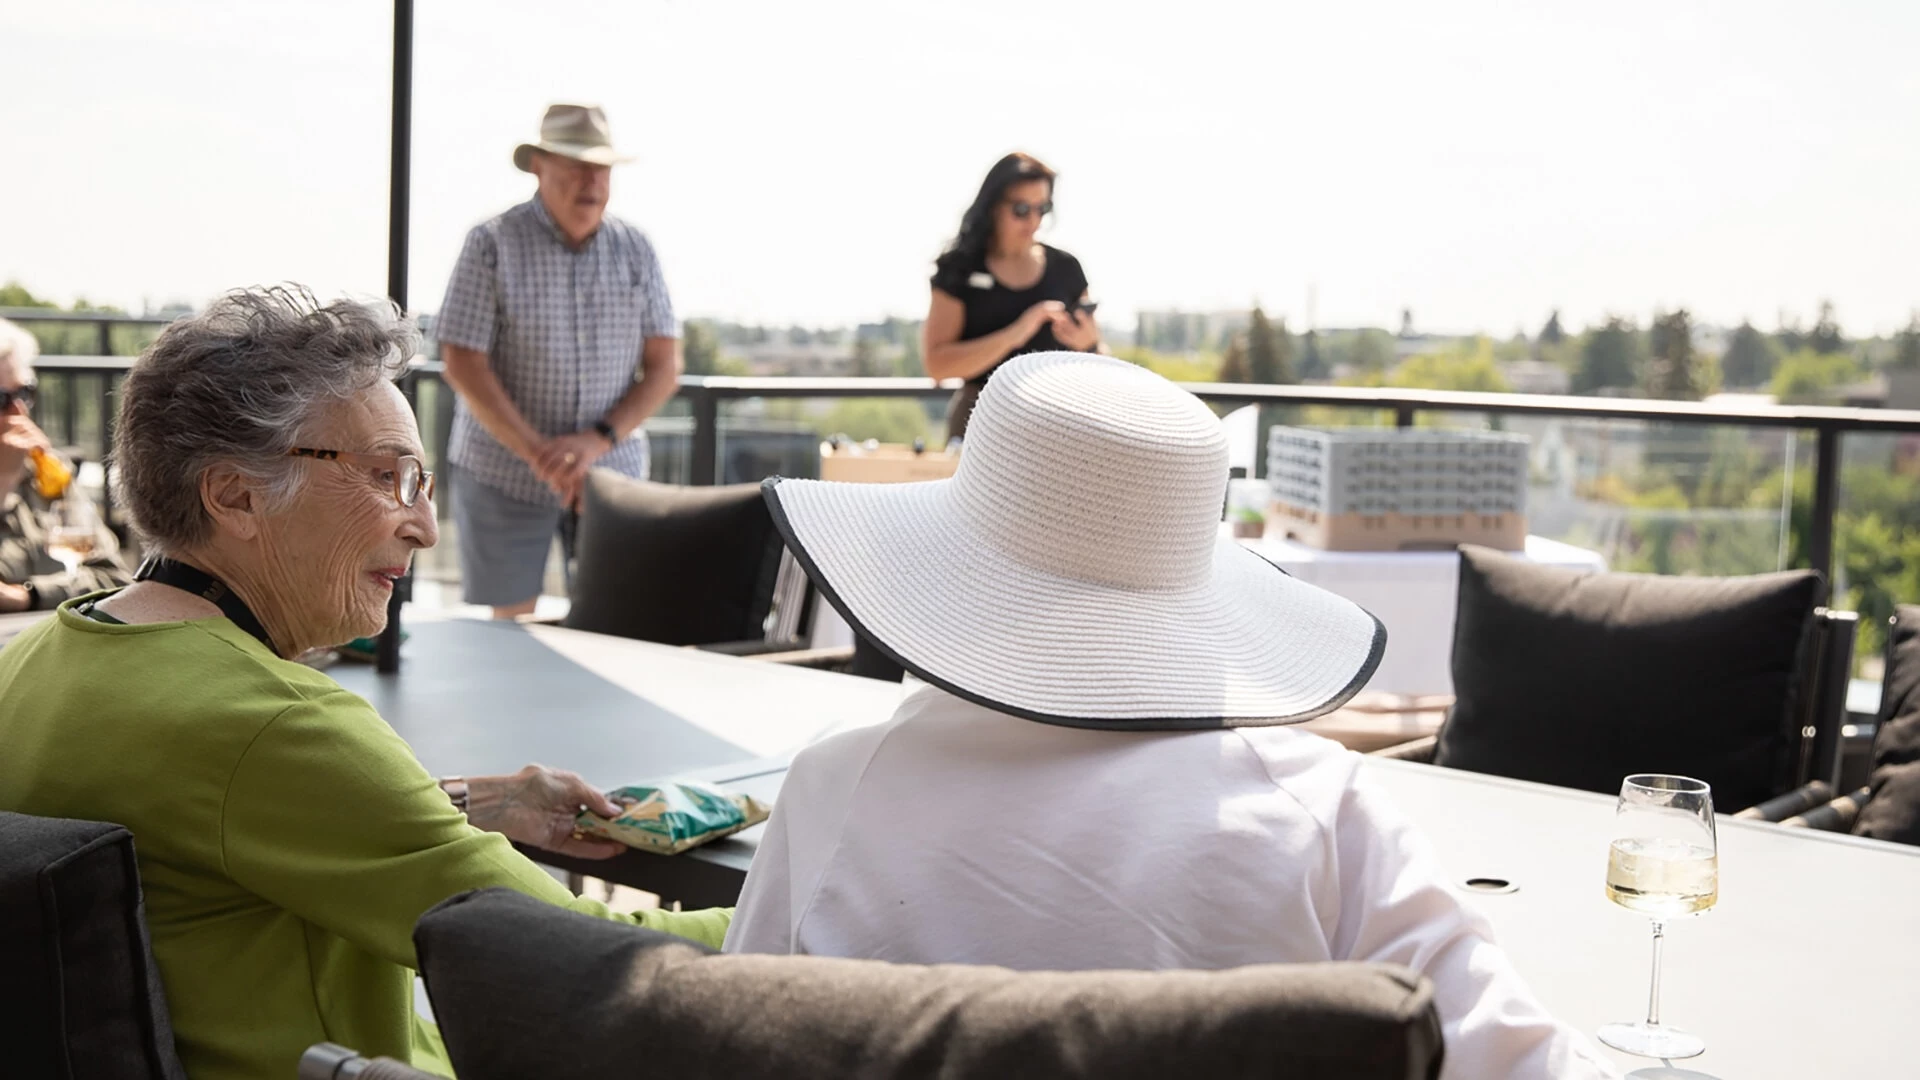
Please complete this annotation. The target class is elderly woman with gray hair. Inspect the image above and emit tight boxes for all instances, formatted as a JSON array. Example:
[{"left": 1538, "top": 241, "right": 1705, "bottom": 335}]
[{"left": 0, "top": 287, "right": 729, "bottom": 1080}]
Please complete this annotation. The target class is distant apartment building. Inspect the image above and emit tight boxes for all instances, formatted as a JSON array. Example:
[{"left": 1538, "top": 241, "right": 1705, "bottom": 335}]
[{"left": 1266, "top": 426, "right": 1529, "bottom": 551}]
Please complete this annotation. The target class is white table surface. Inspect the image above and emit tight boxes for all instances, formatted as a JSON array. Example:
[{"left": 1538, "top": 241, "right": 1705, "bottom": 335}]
[
  {"left": 1362, "top": 759, "right": 1920, "bottom": 1079},
  {"left": 1234, "top": 530, "right": 1609, "bottom": 697},
  {"left": 350, "top": 620, "right": 1915, "bottom": 1076},
  {"left": 713, "top": 749, "right": 1920, "bottom": 1080}
]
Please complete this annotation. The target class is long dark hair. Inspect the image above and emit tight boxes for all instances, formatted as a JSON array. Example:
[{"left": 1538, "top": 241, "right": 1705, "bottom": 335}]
[{"left": 942, "top": 152, "right": 1056, "bottom": 262}]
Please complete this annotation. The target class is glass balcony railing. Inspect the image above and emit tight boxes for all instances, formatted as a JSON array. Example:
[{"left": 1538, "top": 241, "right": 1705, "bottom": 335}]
[{"left": 22, "top": 344, "right": 1920, "bottom": 681}]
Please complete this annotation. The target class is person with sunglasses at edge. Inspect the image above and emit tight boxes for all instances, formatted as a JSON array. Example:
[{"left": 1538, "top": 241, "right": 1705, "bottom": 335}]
[
  {"left": 0, "top": 316, "right": 133, "bottom": 615},
  {"left": 924, "top": 152, "right": 1104, "bottom": 442}
]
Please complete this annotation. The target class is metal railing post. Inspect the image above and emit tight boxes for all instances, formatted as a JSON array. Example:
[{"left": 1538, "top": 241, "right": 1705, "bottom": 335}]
[
  {"left": 1808, "top": 426, "right": 1841, "bottom": 583},
  {"left": 96, "top": 318, "right": 112, "bottom": 357},
  {"left": 690, "top": 386, "right": 720, "bottom": 486},
  {"left": 100, "top": 374, "right": 119, "bottom": 533},
  {"left": 61, "top": 372, "right": 78, "bottom": 447}
]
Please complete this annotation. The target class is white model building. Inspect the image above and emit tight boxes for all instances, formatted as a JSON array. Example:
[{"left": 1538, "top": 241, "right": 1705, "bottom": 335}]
[{"left": 1266, "top": 427, "right": 1529, "bottom": 550}]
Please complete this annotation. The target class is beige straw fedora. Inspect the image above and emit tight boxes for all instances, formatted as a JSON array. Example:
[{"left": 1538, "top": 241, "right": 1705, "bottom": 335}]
[
  {"left": 765, "top": 353, "right": 1386, "bottom": 730},
  {"left": 513, "top": 103, "right": 635, "bottom": 173}
]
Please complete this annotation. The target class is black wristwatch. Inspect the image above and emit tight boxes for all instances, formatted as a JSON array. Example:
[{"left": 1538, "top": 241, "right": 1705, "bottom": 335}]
[
  {"left": 20, "top": 580, "right": 39, "bottom": 612},
  {"left": 592, "top": 419, "right": 618, "bottom": 448}
]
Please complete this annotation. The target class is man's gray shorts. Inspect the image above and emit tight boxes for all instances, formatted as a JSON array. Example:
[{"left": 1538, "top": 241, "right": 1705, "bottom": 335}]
[{"left": 450, "top": 465, "right": 575, "bottom": 607}]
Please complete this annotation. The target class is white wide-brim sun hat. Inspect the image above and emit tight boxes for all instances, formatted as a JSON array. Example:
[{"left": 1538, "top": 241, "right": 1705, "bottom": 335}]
[{"left": 765, "top": 352, "right": 1385, "bottom": 730}]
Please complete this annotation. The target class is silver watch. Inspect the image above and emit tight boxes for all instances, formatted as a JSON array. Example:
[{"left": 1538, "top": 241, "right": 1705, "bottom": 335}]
[{"left": 439, "top": 777, "right": 469, "bottom": 815}]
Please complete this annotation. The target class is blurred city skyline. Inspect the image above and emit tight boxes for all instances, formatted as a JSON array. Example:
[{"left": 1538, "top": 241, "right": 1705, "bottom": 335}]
[{"left": 3, "top": 0, "right": 1917, "bottom": 335}]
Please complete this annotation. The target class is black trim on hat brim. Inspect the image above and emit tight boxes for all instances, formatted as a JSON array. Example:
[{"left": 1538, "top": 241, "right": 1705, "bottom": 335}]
[{"left": 761, "top": 477, "right": 1388, "bottom": 732}]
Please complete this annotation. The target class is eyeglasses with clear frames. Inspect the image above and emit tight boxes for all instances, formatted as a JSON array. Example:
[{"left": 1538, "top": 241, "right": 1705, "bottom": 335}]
[{"left": 286, "top": 447, "right": 436, "bottom": 507}]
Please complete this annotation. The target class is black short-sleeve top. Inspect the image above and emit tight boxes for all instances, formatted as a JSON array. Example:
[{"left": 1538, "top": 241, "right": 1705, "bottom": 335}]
[{"left": 930, "top": 244, "right": 1089, "bottom": 386}]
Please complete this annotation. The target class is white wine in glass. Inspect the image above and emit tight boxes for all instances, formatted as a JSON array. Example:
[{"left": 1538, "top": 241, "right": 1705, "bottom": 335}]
[{"left": 1599, "top": 774, "right": 1718, "bottom": 1060}]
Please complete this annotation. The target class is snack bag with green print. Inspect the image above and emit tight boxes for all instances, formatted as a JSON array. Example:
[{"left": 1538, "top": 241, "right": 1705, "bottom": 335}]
[{"left": 574, "top": 779, "right": 771, "bottom": 854}]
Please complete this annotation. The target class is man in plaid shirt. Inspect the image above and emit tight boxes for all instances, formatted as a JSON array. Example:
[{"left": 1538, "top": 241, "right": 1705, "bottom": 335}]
[{"left": 436, "top": 104, "right": 681, "bottom": 618}]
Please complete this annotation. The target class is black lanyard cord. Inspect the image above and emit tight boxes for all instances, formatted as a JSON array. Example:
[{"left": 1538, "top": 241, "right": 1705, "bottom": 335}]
[{"left": 133, "top": 555, "right": 282, "bottom": 656}]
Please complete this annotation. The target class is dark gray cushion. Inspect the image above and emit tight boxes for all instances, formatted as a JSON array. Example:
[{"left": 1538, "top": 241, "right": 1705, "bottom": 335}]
[
  {"left": 0, "top": 811, "right": 186, "bottom": 1080},
  {"left": 1438, "top": 546, "right": 1822, "bottom": 811},
  {"left": 417, "top": 889, "right": 1443, "bottom": 1080},
  {"left": 1856, "top": 604, "right": 1920, "bottom": 844},
  {"left": 564, "top": 471, "right": 783, "bottom": 646}
]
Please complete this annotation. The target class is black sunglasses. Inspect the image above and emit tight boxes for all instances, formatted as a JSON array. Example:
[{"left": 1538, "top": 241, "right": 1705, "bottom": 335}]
[
  {"left": 0, "top": 383, "right": 35, "bottom": 412},
  {"left": 1007, "top": 199, "right": 1054, "bottom": 220}
]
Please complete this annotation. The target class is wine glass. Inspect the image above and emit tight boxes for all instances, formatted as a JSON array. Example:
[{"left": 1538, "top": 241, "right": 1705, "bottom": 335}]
[
  {"left": 1599, "top": 774, "right": 1718, "bottom": 1060},
  {"left": 44, "top": 494, "right": 100, "bottom": 587}
]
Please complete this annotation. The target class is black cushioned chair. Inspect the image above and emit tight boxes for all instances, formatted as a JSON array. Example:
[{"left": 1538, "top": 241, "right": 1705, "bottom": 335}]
[
  {"left": 0, "top": 811, "right": 186, "bottom": 1080},
  {"left": 562, "top": 469, "right": 843, "bottom": 664},
  {"left": 410, "top": 888, "right": 1444, "bottom": 1080},
  {"left": 1373, "top": 546, "right": 1842, "bottom": 813},
  {"left": 1750, "top": 603, "right": 1920, "bottom": 841}
]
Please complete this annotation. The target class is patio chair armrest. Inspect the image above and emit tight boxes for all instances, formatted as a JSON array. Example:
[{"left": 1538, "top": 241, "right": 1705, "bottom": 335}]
[
  {"left": 741, "top": 645, "right": 857, "bottom": 670},
  {"left": 1779, "top": 786, "right": 1873, "bottom": 832},
  {"left": 300, "top": 1042, "right": 442, "bottom": 1080},
  {"left": 1734, "top": 780, "right": 1835, "bottom": 822},
  {"left": 1369, "top": 735, "right": 1438, "bottom": 763},
  {"left": 513, "top": 614, "right": 565, "bottom": 627}
]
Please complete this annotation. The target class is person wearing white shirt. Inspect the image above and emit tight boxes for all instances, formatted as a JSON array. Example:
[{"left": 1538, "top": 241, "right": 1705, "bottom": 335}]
[{"left": 726, "top": 352, "right": 1619, "bottom": 1080}]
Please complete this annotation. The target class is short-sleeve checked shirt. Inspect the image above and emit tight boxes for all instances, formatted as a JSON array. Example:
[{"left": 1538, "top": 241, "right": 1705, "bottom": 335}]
[{"left": 436, "top": 197, "right": 677, "bottom": 505}]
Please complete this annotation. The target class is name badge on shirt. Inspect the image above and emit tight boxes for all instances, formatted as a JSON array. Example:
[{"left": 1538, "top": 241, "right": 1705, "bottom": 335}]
[{"left": 967, "top": 272, "right": 995, "bottom": 290}]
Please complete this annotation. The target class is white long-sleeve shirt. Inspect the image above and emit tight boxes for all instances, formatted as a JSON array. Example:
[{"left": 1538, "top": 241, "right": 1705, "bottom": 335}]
[{"left": 726, "top": 682, "right": 1619, "bottom": 1080}]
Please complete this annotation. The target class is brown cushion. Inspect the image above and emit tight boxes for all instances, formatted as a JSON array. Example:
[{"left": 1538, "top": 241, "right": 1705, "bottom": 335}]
[
  {"left": 1438, "top": 546, "right": 1822, "bottom": 811},
  {"left": 416, "top": 888, "right": 1443, "bottom": 1080},
  {"left": 564, "top": 471, "right": 783, "bottom": 646},
  {"left": 0, "top": 812, "right": 186, "bottom": 1079},
  {"left": 1855, "top": 604, "right": 1920, "bottom": 844}
]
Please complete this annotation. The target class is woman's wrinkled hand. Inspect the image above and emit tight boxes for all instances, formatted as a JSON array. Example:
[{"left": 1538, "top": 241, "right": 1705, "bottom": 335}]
[{"left": 464, "top": 764, "right": 628, "bottom": 859}]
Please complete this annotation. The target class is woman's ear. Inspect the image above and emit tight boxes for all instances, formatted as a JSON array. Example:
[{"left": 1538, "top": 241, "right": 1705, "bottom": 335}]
[{"left": 200, "top": 464, "right": 263, "bottom": 542}]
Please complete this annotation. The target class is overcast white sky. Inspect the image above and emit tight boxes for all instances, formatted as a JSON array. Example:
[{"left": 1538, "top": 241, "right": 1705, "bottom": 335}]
[{"left": 3, "top": 0, "right": 1917, "bottom": 336}]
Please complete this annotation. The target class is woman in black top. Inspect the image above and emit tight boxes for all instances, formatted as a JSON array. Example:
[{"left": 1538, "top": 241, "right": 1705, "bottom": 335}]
[{"left": 924, "top": 152, "right": 1103, "bottom": 440}]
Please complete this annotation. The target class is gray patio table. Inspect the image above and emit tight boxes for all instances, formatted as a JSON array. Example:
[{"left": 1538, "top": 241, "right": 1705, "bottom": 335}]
[
  {"left": 336, "top": 616, "right": 1920, "bottom": 1078},
  {"left": 327, "top": 616, "right": 905, "bottom": 907}
]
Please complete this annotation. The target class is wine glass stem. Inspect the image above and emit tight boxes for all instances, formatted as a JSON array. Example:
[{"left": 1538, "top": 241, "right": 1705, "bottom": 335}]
[{"left": 1645, "top": 919, "right": 1666, "bottom": 1027}]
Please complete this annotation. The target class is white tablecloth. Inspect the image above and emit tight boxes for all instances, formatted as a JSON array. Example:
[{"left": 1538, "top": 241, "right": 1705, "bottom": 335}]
[{"left": 1234, "top": 530, "right": 1607, "bottom": 696}]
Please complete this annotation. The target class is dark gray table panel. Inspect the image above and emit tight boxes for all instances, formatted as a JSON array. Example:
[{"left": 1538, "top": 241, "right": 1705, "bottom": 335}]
[
  {"left": 329, "top": 618, "right": 753, "bottom": 785},
  {"left": 328, "top": 617, "right": 901, "bottom": 906}
]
